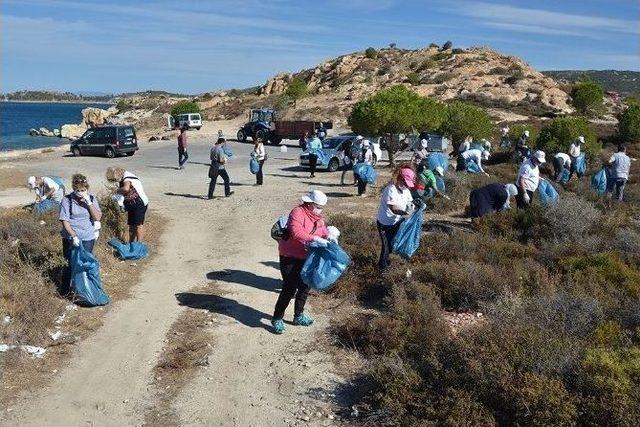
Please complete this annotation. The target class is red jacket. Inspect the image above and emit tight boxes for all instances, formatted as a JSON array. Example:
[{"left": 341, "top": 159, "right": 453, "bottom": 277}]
[{"left": 278, "top": 204, "right": 328, "bottom": 259}]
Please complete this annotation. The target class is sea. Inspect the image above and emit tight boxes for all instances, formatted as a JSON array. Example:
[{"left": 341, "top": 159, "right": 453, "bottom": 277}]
[{"left": 0, "top": 101, "right": 113, "bottom": 152}]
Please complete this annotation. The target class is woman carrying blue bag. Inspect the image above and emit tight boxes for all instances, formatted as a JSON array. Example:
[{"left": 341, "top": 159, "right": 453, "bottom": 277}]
[
  {"left": 59, "top": 173, "right": 102, "bottom": 296},
  {"left": 354, "top": 140, "right": 374, "bottom": 197}
]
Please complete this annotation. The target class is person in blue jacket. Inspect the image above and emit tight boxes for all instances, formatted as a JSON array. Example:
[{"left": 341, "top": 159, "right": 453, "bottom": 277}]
[{"left": 468, "top": 183, "right": 518, "bottom": 218}]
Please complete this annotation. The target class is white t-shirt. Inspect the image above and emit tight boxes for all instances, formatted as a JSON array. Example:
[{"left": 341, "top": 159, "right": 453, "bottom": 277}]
[
  {"left": 517, "top": 159, "right": 540, "bottom": 192},
  {"left": 569, "top": 143, "right": 581, "bottom": 158},
  {"left": 458, "top": 141, "right": 470, "bottom": 153},
  {"left": 123, "top": 171, "right": 149, "bottom": 206},
  {"left": 254, "top": 143, "right": 266, "bottom": 161},
  {"left": 377, "top": 184, "right": 412, "bottom": 226},
  {"left": 40, "top": 176, "right": 63, "bottom": 202},
  {"left": 555, "top": 153, "right": 571, "bottom": 166},
  {"left": 609, "top": 152, "right": 631, "bottom": 180}
]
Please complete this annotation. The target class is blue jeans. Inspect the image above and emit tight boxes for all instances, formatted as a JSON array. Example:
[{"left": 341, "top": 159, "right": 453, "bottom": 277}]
[{"left": 61, "top": 238, "right": 95, "bottom": 295}]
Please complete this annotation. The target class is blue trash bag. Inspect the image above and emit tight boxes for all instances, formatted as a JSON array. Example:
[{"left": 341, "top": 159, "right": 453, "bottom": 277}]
[
  {"left": 466, "top": 159, "right": 481, "bottom": 174},
  {"left": 436, "top": 176, "right": 446, "bottom": 193},
  {"left": 33, "top": 198, "right": 60, "bottom": 214},
  {"left": 108, "top": 238, "right": 149, "bottom": 260},
  {"left": 559, "top": 167, "right": 570, "bottom": 185},
  {"left": 353, "top": 163, "right": 377, "bottom": 184},
  {"left": 575, "top": 154, "right": 586, "bottom": 177},
  {"left": 392, "top": 205, "right": 426, "bottom": 259},
  {"left": 308, "top": 148, "right": 328, "bottom": 165},
  {"left": 249, "top": 157, "right": 260, "bottom": 174},
  {"left": 591, "top": 168, "right": 608, "bottom": 195},
  {"left": 50, "top": 176, "right": 66, "bottom": 194},
  {"left": 70, "top": 245, "right": 109, "bottom": 306},
  {"left": 301, "top": 241, "right": 351, "bottom": 291},
  {"left": 426, "top": 153, "right": 449, "bottom": 172},
  {"left": 223, "top": 146, "right": 234, "bottom": 157},
  {"left": 538, "top": 179, "right": 559, "bottom": 205}
]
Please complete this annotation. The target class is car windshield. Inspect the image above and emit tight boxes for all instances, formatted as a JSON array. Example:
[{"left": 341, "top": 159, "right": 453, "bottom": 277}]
[
  {"left": 189, "top": 114, "right": 200, "bottom": 120},
  {"left": 322, "top": 138, "right": 343, "bottom": 149},
  {"left": 251, "top": 110, "right": 273, "bottom": 123}
]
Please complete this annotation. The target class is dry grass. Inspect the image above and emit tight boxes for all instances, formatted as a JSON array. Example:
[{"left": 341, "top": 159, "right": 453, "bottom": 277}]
[{"left": 0, "top": 199, "right": 164, "bottom": 408}]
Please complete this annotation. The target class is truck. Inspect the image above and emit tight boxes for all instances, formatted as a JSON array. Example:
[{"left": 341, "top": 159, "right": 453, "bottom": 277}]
[{"left": 236, "top": 108, "right": 332, "bottom": 145}]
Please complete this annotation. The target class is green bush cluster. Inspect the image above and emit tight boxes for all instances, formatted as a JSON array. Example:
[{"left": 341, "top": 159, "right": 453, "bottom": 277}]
[
  {"left": 365, "top": 47, "right": 378, "bottom": 59},
  {"left": 170, "top": 100, "right": 200, "bottom": 117},
  {"left": 617, "top": 104, "right": 640, "bottom": 143},
  {"left": 405, "top": 72, "right": 420, "bottom": 86},
  {"left": 537, "top": 116, "right": 599, "bottom": 157},
  {"left": 571, "top": 81, "right": 604, "bottom": 115},
  {"left": 438, "top": 101, "right": 494, "bottom": 145}
]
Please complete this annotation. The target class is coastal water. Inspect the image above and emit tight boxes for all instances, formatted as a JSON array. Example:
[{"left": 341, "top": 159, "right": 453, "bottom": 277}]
[{"left": 0, "top": 101, "right": 112, "bottom": 152}]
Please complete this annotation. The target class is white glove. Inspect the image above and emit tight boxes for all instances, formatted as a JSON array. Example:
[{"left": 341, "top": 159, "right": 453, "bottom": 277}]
[
  {"left": 111, "top": 194, "right": 125, "bottom": 207},
  {"left": 93, "top": 221, "right": 102, "bottom": 231},
  {"left": 77, "top": 191, "right": 92, "bottom": 205},
  {"left": 523, "top": 192, "right": 530, "bottom": 204},
  {"left": 443, "top": 194, "right": 451, "bottom": 200},
  {"left": 327, "top": 226, "right": 340, "bottom": 242},
  {"left": 72, "top": 236, "right": 81, "bottom": 247},
  {"left": 312, "top": 236, "right": 329, "bottom": 246}
]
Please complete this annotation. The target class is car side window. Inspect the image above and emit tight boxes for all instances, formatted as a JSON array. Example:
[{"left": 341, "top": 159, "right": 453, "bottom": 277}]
[
  {"left": 83, "top": 130, "right": 95, "bottom": 141},
  {"left": 104, "top": 127, "right": 116, "bottom": 140}
]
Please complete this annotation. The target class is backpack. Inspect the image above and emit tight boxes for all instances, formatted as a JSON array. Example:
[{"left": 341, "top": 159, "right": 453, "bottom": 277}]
[
  {"left": 270, "top": 214, "right": 290, "bottom": 241},
  {"left": 67, "top": 193, "right": 95, "bottom": 216}
]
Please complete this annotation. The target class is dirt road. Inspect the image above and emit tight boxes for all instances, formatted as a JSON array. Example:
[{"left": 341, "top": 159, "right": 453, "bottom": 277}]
[{"left": 2, "top": 122, "right": 350, "bottom": 426}]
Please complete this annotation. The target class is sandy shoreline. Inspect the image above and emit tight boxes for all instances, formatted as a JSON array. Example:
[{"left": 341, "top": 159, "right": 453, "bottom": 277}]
[{"left": 0, "top": 144, "right": 70, "bottom": 161}]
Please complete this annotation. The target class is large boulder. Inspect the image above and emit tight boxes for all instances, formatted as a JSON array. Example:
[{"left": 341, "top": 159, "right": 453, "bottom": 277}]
[
  {"left": 260, "top": 73, "right": 291, "bottom": 95},
  {"left": 38, "top": 127, "right": 54, "bottom": 137},
  {"left": 81, "top": 107, "right": 112, "bottom": 127},
  {"left": 60, "top": 124, "right": 87, "bottom": 139}
]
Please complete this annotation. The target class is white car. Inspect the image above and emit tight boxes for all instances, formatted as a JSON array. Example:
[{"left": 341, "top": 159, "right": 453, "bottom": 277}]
[{"left": 169, "top": 113, "right": 202, "bottom": 130}]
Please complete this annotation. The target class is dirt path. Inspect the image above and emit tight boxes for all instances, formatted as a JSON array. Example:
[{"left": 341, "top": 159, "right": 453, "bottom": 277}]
[{"left": 2, "top": 138, "right": 346, "bottom": 426}]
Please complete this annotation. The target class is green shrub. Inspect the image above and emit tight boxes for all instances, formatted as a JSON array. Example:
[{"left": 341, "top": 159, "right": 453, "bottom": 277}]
[
  {"left": 451, "top": 48, "right": 465, "bottom": 54},
  {"left": 418, "top": 58, "right": 435, "bottom": 71},
  {"left": 505, "top": 69, "right": 525, "bottom": 85},
  {"left": 285, "top": 77, "right": 307, "bottom": 107},
  {"left": 438, "top": 101, "right": 494, "bottom": 145},
  {"left": 115, "top": 99, "right": 131, "bottom": 113},
  {"left": 170, "top": 100, "right": 200, "bottom": 117},
  {"left": 617, "top": 104, "right": 640, "bottom": 143},
  {"left": 428, "top": 42, "right": 439, "bottom": 49},
  {"left": 508, "top": 123, "right": 538, "bottom": 146},
  {"left": 432, "top": 52, "right": 450, "bottom": 61},
  {"left": 571, "top": 81, "right": 604, "bottom": 115},
  {"left": 365, "top": 47, "right": 378, "bottom": 59},
  {"left": 406, "top": 72, "right": 420, "bottom": 86},
  {"left": 537, "top": 116, "right": 599, "bottom": 157},
  {"left": 488, "top": 66, "right": 508, "bottom": 75},
  {"left": 561, "top": 252, "right": 640, "bottom": 299}
]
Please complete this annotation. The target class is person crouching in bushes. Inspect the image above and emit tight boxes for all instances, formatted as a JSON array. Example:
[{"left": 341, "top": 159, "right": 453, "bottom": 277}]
[
  {"left": 553, "top": 152, "right": 571, "bottom": 182},
  {"left": 272, "top": 190, "right": 339, "bottom": 334},
  {"left": 413, "top": 165, "right": 449, "bottom": 203},
  {"left": 469, "top": 183, "right": 518, "bottom": 219},
  {"left": 355, "top": 140, "right": 374, "bottom": 197},
  {"left": 376, "top": 167, "right": 416, "bottom": 271},
  {"left": 59, "top": 173, "right": 102, "bottom": 295},
  {"left": 516, "top": 150, "right": 545, "bottom": 209},
  {"left": 106, "top": 167, "right": 149, "bottom": 242}
]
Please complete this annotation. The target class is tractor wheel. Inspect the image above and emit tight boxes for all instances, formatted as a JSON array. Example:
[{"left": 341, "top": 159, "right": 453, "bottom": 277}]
[
  {"left": 255, "top": 129, "right": 269, "bottom": 143},
  {"left": 237, "top": 129, "right": 247, "bottom": 142}
]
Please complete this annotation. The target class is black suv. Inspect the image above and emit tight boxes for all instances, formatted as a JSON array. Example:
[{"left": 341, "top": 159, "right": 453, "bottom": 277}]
[{"left": 70, "top": 125, "right": 139, "bottom": 158}]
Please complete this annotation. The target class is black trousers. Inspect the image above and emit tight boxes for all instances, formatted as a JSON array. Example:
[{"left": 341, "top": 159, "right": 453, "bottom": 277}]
[
  {"left": 377, "top": 220, "right": 402, "bottom": 271},
  {"left": 61, "top": 238, "right": 95, "bottom": 295},
  {"left": 456, "top": 154, "right": 466, "bottom": 171},
  {"left": 208, "top": 168, "right": 231, "bottom": 198},
  {"left": 256, "top": 160, "right": 265, "bottom": 185},
  {"left": 309, "top": 154, "right": 318, "bottom": 176},
  {"left": 515, "top": 186, "right": 534, "bottom": 209},
  {"left": 273, "top": 256, "right": 309, "bottom": 320},
  {"left": 553, "top": 157, "right": 564, "bottom": 181},
  {"left": 356, "top": 176, "right": 367, "bottom": 195},
  {"left": 178, "top": 146, "right": 189, "bottom": 167}
]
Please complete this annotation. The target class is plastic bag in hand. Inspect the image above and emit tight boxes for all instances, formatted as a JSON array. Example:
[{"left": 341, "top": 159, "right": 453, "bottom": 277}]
[
  {"left": 249, "top": 157, "right": 260, "bottom": 174},
  {"left": 353, "top": 163, "right": 377, "bottom": 184},
  {"left": 559, "top": 168, "right": 570, "bottom": 185},
  {"left": 301, "top": 241, "right": 350, "bottom": 291},
  {"left": 538, "top": 179, "right": 559, "bottom": 205},
  {"left": 33, "top": 198, "right": 60, "bottom": 214},
  {"left": 223, "top": 146, "right": 234, "bottom": 157},
  {"left": 308, "top": 148, "right": 329, "bottom": 165},
  {"left": 70, "top": 245, "right": 109, "bottom": 306},
  {"left": 392, "top": 204, "right": 426, "bottom": 259},
  {"left": 436, "top": 176, "right": 446, "bottom": 192}
]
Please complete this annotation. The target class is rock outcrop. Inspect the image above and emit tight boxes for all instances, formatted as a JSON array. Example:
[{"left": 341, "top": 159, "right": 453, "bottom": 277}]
[{"left": 60, "top": 124, "right": 87, "bottom": 139}]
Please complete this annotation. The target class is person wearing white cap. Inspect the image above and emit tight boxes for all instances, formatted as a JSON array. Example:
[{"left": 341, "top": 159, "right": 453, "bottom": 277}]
[
  {"left": 458, "top": 135, "right": 472, "bottom": 155},
  {"left": 469, "top": 183, "right": 518, "bottom": 218},
  {"left": 516, "top": 150, "right": 545, "bottom": 208},
  {"left": 412, "top": 139, "right": 429, "bottom": 166},
  {"left": 457, "top": 148, "right": 490, "bottom": 176},
  {"left": 272, "top": 190, "right": 338, "bottom": 334},
  {"left": 516, "top": 130, "right": 531, "bottom": 161},
  {"left": 355, "top": 140, "right": 374, "bottom": 196},
  {"left": 553, "top": 152, "right": 572, "bottom": 182},
  {"left": 27, "top": 175, "right": 64, "bottom": 204},
  {"left": 568, "top": 135, "right": 585, "bottom": 178},
  {"left": 500, "top": 126, "right": 511, "bottom": 148}
]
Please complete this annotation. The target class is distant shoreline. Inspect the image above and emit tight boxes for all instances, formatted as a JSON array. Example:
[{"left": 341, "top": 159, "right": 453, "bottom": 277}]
[{"left": 1, "top": 100, "right": 114, "bottom": 105}]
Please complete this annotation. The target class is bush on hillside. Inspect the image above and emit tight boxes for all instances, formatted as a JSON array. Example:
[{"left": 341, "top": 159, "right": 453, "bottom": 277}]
[
  {"left": 537, "top": 116, "right": 599, "bottom": 157},
  {"left": 617, "top": 104, "right": 640, "bottom": 143},
  {"left": 285, "top": 77, "right": 308, "bottom": 107},
  {"left": 170, "top": 100, "right": 200, "bottom": 117},
  {"left": 365, "top": 47, "right": 378, "bottom": 59},
  {"left": 571, "top": 81, "right": 604, "bottom": 115},
  {"left": 406, "top": 72, "right": 420, "bottom": 86},
  {"left": 438, "top": 101, "right": 494, "bottom": 145}
]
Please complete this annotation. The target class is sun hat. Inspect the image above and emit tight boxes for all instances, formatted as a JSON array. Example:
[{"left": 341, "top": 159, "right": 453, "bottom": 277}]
[
  {"left": 301, "top": 190, "right": 328, "bottom": 206},
  {"left": 482, "top": 150, "right": 490, "bottom": 160},
  {"left": 434, "top": 166, "right": 444, "bottom": 176},
  {"left": 524, "top": 130, "right": 530, "bottom": 137},
  {"left": 482, "top": 139, "right": 491, "bottom": 149},
  {"left": 505, "top": 183, "right": 518, "bottom": 197},
  {"left": 533, "top": 150, "right": 546, "bottom": 163},
  {"left": 577, "top": 135, "right": 585, "bottom": 143},
  {"left": 27, "top": 176, "right": 36, "bottom": 189},
  {"left": 399, "top": 168, "right": 416, "bottom": 189},
  {"left": 420, "top": 139, "right": 428, "bottom": 148},
  {"left": 355, "top": 135, "right": 364, "bottom": 141}
]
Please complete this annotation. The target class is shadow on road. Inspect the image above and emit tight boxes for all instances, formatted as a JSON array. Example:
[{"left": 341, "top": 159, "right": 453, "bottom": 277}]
[
  {"left": 164, "top": 192, "right": 207, "bottom": 199},
  {"left": 175, "top": 292, "right": 271, "bottom": 330},
  {"left": 260, "top": 261, "right": 280, "bottom": 270},
  {"left": 324, "top": 192, "right": 353, "bottom": 198},
  {"left": 206, "top": 269, "right": 280, "bottom": 293},
  {"left": 148, "top": 165, "right": 180, "bottom": 170}
]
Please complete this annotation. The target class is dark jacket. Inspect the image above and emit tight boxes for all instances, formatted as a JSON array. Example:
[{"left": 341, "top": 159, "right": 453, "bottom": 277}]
[{"left": 469, "top": 183, "right": 508, "bottom": 218}]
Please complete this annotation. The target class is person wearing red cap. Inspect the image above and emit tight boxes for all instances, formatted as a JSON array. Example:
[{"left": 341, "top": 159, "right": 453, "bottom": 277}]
[{"left": 376, "top": 166, "right": 416, "bottom": 270}]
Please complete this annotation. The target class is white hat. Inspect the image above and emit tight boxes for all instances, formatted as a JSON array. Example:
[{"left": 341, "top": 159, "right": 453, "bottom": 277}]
[
  {"left": 355, "top": 135, "right": 364, "bottom": 141},
  {"left": 363, "top": 140, "right": 371, "bottom": 148},
  {"left": 434, "top": 166, "right": 444, "bottom": 176},
  {"left": 577, "top": 135, "right": 585, "bottom": 143},
  {"left": 482, "top": 139, "right": 491, "bottom": 149},
  {"left": 27, "top": 176, "right": 37, "bottom": 189},
  {"left": 505, "top": 183, "right": 518, "bottom": 197},
  {"left": 533, "top": 150, "right": 546, "bottom": 163},
  {"left": 421, "top": 139, "right": 428, "bottom": 148},
  {"left": 524, "top": 130, "right": 530, "bottom": 137},
  {"left": 301, "top": 190, "right": 328, "bottom": 206},
  {"left": 482, "top": 150, "right": 490, "bottom": 160}
]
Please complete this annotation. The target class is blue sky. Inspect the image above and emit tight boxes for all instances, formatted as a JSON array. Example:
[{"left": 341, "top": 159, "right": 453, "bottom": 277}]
[{"left": 1, "top": 0, "right": 638, "bottom": 94}]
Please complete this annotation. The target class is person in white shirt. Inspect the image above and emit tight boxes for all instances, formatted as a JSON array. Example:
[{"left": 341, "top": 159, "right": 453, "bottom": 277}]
[
  {"left": 553, "top": 152, "right": 571, "bottom": 181},
  {"left": 458, "top": 135, "right": 472, "bottom": 155},
  {"left": 516, "top": 150, "right": 545, "bottom": 208},
  {"left": 608, "top": 144, "right": 631, "bottom": 202},
  {"left": 28, "top": 175, "right": 64, "bottom": 203},
  {"left": 500, "top": 126, "right": 510, "bottom": 148},
  {"left": 106, "top": 167, "right": 150, "bottom": 242},
  {"left": 355, "top": 140, "right": 374, "bottom": 196},
  {"left": 253, "top": 138, "right": 267, "bottom": 185},
  {"left": 376, "top": 167, "right": 416, "bottom": 270},
  {"left": 457, "top": 148, "right": 490, "bottom": 176},
  {"left": 568, "top": 135, "right": 584, "bottom": 178}
]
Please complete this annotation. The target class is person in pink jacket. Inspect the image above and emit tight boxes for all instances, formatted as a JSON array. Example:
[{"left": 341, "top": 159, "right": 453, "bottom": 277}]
[{"left": 272, "top": 190, "right": 339, "bottom": 334}]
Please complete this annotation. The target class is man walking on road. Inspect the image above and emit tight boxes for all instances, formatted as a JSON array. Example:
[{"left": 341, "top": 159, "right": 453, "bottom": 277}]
[
  {"left": 208, "top": 138, "right": 234, "bottom": 199},
  {"left": 177, "top": 124, "right": 189, "bottom": 169}
]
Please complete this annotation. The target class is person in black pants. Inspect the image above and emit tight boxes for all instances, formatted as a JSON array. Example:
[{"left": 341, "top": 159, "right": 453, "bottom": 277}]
[
  {"left": 253, "top": 138, "right": 266, "bottom": 185},
  {"left": 208, "top": 138, "right": 234, "bottom": 199},
  {"left": 468, "top": 183, "right": 518, "bottom": 218}
]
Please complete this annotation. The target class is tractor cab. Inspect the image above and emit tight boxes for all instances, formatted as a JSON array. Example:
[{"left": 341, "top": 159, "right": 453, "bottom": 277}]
[{"left": 249, "top": 108, "right": 275, "bottom": 125}]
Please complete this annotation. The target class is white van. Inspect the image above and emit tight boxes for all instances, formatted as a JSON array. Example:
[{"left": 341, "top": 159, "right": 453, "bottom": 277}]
[{"left": 170, "top": 113, "right": 202, "bottom": 130}]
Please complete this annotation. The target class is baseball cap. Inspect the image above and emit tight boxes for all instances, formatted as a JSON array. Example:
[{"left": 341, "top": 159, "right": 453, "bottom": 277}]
[{"left": 399, "top": 168, "right": 416, "bottom": 189}]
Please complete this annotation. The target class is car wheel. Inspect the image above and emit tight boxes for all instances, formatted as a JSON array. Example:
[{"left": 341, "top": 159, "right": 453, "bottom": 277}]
[
  {"left": 237, "top": 129, "right": 246, "bottom": 142},
  {"left": 105, "top": 147, "right": 116, "bottom": 158},
  {"left": 71, "top": 146, "right": 82, "bottom": 157},
  {"left": 126, "top": 151, "right": 135, "bottom": 157},
  {"left": 196, "top": 127, "right": 201, "bottom": 131},
  {"left": 327, "top": 158, "right": 340, "bottom": 172}
]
